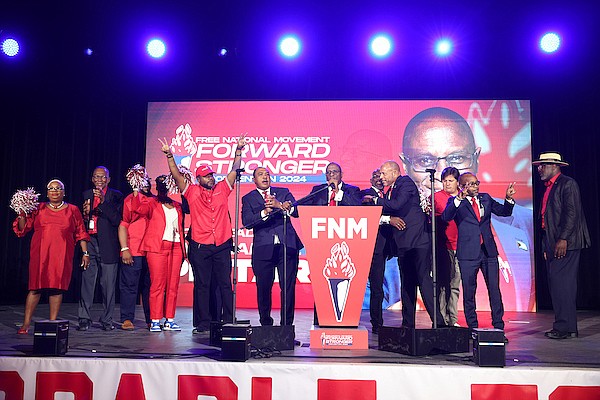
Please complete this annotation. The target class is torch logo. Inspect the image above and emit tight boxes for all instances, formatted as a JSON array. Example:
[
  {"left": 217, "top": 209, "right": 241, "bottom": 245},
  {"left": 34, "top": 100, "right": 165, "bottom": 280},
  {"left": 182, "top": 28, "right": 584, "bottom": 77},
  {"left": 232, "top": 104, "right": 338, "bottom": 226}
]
[{"left": 323, "top": 242, "right": 356, "bottom": 322}]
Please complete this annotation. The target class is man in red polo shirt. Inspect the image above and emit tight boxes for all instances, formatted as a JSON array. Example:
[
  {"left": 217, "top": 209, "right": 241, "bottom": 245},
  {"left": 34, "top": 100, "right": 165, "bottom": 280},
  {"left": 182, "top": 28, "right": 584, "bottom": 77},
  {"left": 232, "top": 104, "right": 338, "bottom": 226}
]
[{"left": 160, "top": 134, "right": 247, "bottom": 333}]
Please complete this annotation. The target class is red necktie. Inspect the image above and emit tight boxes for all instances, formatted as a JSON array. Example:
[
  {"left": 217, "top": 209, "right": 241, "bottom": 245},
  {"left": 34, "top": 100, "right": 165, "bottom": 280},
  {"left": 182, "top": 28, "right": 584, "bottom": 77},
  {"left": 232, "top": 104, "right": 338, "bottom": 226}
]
[
  {"left": 471, "top": 197, "right": 481, "bottom": 221},
  {"left": 541, "top": 180, "right": 553, "bottom": 229},
  {"left": 471, "top": 197, "right": 483, "bottom": 244},
  {"left": 329, "top": 190, "right": 337, "bottom": 206},
  {"left": 262, "top": 190, "right": 268, "bottom": 199}
]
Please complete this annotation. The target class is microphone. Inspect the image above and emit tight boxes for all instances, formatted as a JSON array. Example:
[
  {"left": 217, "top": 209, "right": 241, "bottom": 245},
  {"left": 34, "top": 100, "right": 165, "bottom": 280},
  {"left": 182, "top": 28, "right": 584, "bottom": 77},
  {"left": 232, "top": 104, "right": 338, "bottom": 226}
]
[{"left": 328, "top": 182, "right": 336, "bottom": 190}]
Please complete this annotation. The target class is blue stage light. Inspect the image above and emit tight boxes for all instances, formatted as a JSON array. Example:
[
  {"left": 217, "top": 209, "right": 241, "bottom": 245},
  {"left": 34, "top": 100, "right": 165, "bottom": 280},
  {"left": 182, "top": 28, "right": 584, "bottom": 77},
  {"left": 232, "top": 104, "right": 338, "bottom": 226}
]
[
  {"left": 370, "top": 35, "right": 392, "bottom": 58},
  {"left": 218, "top": 47, "right": 228, "bottom": 57},
  {"left": 435, "top": 38, "right": 453, "bottom": 57},
  {"left": 540, "top": 32, "right": 560, "bottom": 53},
  {"left": 279, "top": 36, "right": 301, "bottom": 58},
  {"left": 2, "top": 38, "right": 20, "bottom": 57},
  {"left": 146, "top": 39, "right": 166, "bottom": 58}
]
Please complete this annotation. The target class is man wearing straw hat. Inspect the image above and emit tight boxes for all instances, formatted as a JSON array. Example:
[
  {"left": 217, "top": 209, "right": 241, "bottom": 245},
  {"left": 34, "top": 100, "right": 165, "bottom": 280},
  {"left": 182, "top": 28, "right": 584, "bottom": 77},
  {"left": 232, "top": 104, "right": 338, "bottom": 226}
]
[{"left": 533, "top": 152, "right": 591, "bottom": 340}]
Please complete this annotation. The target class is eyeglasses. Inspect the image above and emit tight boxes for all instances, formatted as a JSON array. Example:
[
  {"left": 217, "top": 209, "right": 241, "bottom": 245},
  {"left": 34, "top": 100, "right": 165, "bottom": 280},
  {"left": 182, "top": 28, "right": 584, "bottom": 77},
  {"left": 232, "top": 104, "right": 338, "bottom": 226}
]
[
  {"left": 466, "top": 181, "right": 481, "bottom": 186},
  {"left": 326, "top": 170, "right": 341, "bottom": 175},
  {"left": 47, "top": 187, "right": 64, "bottom": 191},
  {"left": 403, "top": 151, "right": 477, "bottom": 172},
  {"left": 92, "top": 175, "right": 108, "bottom": 180}
]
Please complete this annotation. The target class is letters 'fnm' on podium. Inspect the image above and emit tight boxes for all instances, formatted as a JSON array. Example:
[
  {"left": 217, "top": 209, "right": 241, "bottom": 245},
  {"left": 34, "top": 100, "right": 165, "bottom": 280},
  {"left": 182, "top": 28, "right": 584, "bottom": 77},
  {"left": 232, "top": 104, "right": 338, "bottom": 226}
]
[{"left": 297, "top": 206, "right": 381, "bottom": 349}]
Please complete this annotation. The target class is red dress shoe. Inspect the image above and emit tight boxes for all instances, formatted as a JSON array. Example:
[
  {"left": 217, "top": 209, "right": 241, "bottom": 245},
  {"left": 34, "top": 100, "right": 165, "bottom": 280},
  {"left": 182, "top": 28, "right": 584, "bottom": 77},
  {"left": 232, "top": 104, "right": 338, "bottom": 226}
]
[{"left": 17, "top": 327, "right": 28, "bottom": 335}]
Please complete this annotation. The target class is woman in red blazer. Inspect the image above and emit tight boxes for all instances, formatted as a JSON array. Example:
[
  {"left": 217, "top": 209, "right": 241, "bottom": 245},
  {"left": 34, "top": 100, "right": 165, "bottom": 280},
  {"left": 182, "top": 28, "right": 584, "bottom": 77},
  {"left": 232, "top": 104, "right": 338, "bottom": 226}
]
[{"left": 134, "top": 175, "right": 186, "bottom": 332}]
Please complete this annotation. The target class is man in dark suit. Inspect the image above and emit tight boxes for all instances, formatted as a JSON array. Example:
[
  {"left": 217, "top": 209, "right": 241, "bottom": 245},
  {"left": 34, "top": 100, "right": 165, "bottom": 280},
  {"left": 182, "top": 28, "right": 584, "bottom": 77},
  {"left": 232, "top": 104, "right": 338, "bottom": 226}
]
[
  {"left": 78, "top": 166, "right": 124, "bottom": 331},
  {"left": 242, "top": 167, "right": 303, "bottom": 326},
  {"left": 306, "top": 162, "right": 361, "bottom": 206},
  {"left": 442, "top": 172, "right": 515, "bottom": 338},
  {"left": 359, "top": 169, "right": 385, "bottom": 200},
  {"left": 366, "top": 161, "right": 444, "bottom": 329},
  {"left": 533, "top": 152, "right": 591, "bottom": 339}
]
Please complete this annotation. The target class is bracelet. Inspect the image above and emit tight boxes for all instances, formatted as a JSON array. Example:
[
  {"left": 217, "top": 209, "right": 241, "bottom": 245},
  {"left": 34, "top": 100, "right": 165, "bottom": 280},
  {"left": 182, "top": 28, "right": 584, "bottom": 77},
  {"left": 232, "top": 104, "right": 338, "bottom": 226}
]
[
  {"left": 235, "top": 151, "right": 242, "bottom": 156},
  {"left": 166, "top": 154, "right": 174, "bottom": 159},
  {"left": 83, "top": 251, "right": 90, "bottom": 257},
  {"left": 121, "top": 247, "right": 130, "bottom": 252}
]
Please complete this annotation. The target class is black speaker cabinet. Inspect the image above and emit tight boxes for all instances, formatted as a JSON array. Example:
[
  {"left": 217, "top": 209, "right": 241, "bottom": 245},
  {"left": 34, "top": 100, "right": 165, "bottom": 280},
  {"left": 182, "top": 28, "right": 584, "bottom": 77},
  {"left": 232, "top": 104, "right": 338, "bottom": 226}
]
[
  {"left": 250, "top": 325, "right": 295, "bottom": 351},
  {"left": 33, "top": 320, "right": 69, "bottom": 356},
  {"left": 210, "top": 320, "right": 251, "bottom": 347},
  {"left": 221, "top": 324, "right": 251, "bottom": 362},
  {"left": 379, "top": 326, "right": 470, "bottom": 356},
  {"left": 472, "top": 328, "right": 505, "bottom": 367}
]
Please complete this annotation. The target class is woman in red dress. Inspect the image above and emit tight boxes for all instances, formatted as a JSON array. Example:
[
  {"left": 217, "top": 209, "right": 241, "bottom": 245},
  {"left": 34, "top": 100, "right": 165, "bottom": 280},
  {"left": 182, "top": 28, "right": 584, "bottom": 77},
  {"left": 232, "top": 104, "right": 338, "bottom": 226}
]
[
  {"left": 13, "top": 179, "right": 90, "bottom": 334},
  {"left": 134, "top": 175, "right": 186, "bottom": 332}
]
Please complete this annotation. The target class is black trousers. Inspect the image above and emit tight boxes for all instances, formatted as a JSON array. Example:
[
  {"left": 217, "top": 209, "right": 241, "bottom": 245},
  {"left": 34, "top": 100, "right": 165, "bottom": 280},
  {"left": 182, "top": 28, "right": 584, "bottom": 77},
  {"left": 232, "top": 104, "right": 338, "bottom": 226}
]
[
  {"left": 397, "top": 247, "right": 445, "bottom": 328},
  {"left": 252, "top": 244, "right": 299, "bottom": 326},
  {"left": 459, "top": 246, "right": 505, "bottom": 330},
  {"left": 188, "top": 239, "right": 233, "bottom": 330},
  {"left": 368, "top": 230, "right": 389, "bottom": 328},
  {"left": 543, "top": 235, "right": 580, "bottom": 334}
]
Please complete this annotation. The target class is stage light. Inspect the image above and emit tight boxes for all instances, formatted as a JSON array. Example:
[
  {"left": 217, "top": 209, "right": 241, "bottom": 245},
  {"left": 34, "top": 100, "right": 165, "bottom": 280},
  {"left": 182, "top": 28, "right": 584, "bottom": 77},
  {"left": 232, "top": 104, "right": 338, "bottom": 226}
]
[
  {"left": 218, "top": 47, "right": 228, "bottom": 57},
  {"left": 370, "top": 35, "right": 392, "bottom": 58},
  {"left": 540, "top": 32, "right": 560, "bottom": 53},
  {"left": 85, "top": 48, "right": 93, "bottom": 56},
  {"left": 1, "top": 38, "right": 20, "bottom": 57},
  {"left": 279, "top": 36, "right": 301, "bottom": 58},
  {"left": 146, "top": 39, "right": 166, "bottom": 59},
  {"left": 435, "top": 38, "right": 453, "bottom": 57}
]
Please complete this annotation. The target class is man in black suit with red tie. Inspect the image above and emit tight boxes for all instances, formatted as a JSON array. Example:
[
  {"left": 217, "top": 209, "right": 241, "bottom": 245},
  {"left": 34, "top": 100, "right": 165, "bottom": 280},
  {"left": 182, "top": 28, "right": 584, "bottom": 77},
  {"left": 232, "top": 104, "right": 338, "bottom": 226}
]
[
  {"left": 533, "top": 152, "right": 590, "bottom": 340},
  {"left": 78, "top": 166, "right": 124, "bottom": 331},
  {"left": 242, "top": 167, "right": 303, "bottom": 326},
  {"left": 306, "top": 162, "right": 362, "bottom": 206},
  {"left": 442, "top": 172, "right": 516, "bottom": 341},
  {"left": 366, "top": 161, "right": 444, "bottom": 330},
  {"left": 359, "top": 169, "right": 385, "bottom": 200}
]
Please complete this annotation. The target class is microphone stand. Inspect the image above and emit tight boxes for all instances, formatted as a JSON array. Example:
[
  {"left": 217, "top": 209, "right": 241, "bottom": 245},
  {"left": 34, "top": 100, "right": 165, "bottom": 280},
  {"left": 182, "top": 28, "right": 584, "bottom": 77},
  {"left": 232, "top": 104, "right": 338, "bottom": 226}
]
[
  {"left": 231, "top": 168, "right": 245, "bottom": 325},
  {"left": 425, "top": 168, "right": 439, "bottom": 329},
  {"left": 242, "top": 182, "right": 332, "bottom": 326}
]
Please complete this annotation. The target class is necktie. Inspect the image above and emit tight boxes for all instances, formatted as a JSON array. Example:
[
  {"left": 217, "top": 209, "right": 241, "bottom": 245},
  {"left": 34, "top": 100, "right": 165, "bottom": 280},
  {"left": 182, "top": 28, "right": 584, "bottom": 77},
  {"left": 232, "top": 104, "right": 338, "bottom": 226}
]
[
  {"left": 377, "top": 189, "right": 383, "bottom": 198},
  {"left": 471, "top": 197, "right": 481, "bottom": 221},
  {"left": 471, "top": 197, "right": 483, "bottom": 244},
  {"left": 262, "top": 190, "right": 268, "bottom": 199},
  {"left": 329, "top": 190, "right": 337, "bottom": 206}
]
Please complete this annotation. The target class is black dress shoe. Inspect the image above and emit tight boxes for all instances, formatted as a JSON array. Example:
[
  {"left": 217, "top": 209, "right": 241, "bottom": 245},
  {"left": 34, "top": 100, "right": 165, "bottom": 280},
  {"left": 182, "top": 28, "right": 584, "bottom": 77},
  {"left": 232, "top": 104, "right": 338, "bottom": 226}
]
[
  {"left": 101, "top": 323, "right": 115, "bottom": 331},
  {"left": 76, "top": 320, "right": 90, "bottom": 331},
  {"left": 545, "top": 330, "right": 568, "bottom": 339},
  {"left": 371, "top": 325, "right": 380, "bottom": 335}
]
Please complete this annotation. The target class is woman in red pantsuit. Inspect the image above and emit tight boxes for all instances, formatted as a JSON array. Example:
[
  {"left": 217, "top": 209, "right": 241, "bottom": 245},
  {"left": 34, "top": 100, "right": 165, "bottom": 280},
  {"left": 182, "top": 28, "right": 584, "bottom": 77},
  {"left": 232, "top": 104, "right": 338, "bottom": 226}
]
[
  {"left": 134, "top": 175, "right": 186, "bottom": 332},
  {"left": 12, "top": 179, "right": 90, "bottom": 334}
]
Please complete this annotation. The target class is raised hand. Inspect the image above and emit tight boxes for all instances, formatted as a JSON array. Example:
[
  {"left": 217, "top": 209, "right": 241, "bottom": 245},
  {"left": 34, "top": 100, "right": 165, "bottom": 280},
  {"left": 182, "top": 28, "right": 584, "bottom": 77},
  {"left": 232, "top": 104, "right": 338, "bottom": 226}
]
[
  {"left": 237, "top": 132, "right": 248, "bottom": 149},
  {"left": 506, "top": 181, "right": 517, "bottom": 200},
  {"left": 158, "top": 137, "right": 171, "bottom": 154}
]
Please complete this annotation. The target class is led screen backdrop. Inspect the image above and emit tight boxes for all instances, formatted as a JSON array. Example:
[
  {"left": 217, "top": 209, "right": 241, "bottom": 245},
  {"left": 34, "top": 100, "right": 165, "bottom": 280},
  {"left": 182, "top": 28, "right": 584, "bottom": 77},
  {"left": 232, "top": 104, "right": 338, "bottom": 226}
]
[{"left": 146, "top": 100, "right": 534, "bottom": 312}]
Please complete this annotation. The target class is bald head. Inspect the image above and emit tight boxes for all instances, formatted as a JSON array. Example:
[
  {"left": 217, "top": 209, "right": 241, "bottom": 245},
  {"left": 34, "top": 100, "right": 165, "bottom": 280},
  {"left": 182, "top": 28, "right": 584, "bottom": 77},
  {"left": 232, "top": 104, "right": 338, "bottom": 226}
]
[{"left": 380, "top": 161, "right": 401, "bottom": 187}]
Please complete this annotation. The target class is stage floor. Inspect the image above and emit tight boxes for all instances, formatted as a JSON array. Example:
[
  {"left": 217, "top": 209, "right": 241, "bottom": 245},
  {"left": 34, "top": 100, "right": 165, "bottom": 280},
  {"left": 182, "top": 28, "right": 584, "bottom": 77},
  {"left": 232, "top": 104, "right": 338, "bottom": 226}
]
[{"left": 2, "top": 303, "right": 599, "bottom": 369}]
